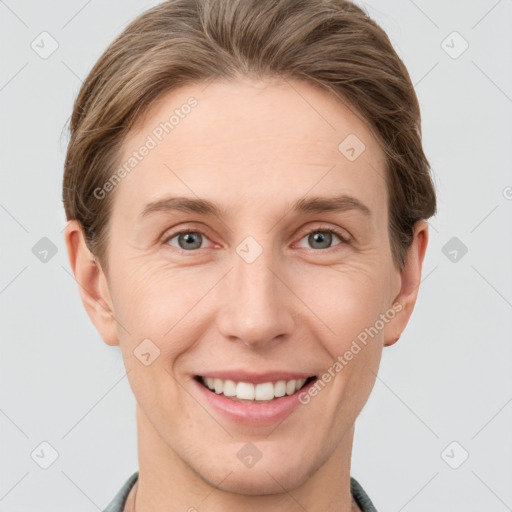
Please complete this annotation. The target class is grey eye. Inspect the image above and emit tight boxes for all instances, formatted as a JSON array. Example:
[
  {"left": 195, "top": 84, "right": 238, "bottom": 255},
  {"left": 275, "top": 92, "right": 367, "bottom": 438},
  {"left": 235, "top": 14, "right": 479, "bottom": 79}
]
[
  {"left": 167, "top": 231, "right": 205, "bottom": 250},
  {"left": 297, "top": 230, "right": 343, "bottom": 250},
  {"left": 309, "top": 231, "right": 333, "bottom": 249}
]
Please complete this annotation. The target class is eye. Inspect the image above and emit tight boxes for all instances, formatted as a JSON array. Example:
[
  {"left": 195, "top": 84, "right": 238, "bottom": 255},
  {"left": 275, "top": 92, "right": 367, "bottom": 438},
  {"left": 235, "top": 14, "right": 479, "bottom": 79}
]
[
  {"left": 164, "top": 229, "right": 213, "bottom": 251},
  {"left": 296, "top": 227, "right": 348, "bottom": 250},
  {"left": 163, "top": 226, "right": 349, "bottom": 253}
]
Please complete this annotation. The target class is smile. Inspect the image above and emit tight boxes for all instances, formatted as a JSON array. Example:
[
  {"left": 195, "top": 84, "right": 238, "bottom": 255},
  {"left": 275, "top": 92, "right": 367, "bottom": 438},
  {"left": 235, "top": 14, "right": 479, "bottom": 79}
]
[{"left": 194, "top": 375, "right": 317, "bottom": 402}]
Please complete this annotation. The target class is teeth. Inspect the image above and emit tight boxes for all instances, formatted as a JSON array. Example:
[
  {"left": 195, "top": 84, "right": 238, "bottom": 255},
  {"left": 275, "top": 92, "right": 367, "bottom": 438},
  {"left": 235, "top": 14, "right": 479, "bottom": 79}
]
[
  {"left": 201, "top": 376, "right": 309, "bottom": 401},
  {"left": 214, "top": 378, "right": 223, "bottom": 394},
  {"left": 237, "top": 381, "right": 255, "bottom": 400}
]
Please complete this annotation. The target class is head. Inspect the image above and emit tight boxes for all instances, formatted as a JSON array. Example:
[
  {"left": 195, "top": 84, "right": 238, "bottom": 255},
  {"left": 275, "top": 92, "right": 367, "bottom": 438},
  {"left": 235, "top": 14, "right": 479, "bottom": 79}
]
[{"left": 64, "top": 0, "right": 436, "bottom": 496}]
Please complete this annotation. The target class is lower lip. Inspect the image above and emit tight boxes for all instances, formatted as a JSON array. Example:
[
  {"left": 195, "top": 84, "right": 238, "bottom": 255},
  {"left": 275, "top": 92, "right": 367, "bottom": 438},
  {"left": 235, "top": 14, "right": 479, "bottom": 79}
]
[{"left": 192, "top": 377, "right": 318, "bottom": 426}]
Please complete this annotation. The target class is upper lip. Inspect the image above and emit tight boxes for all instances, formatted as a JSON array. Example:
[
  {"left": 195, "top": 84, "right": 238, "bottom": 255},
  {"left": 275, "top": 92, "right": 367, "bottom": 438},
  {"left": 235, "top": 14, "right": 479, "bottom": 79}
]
[{"left": 195, "top": 371, "right": 317, "bottom": 385}]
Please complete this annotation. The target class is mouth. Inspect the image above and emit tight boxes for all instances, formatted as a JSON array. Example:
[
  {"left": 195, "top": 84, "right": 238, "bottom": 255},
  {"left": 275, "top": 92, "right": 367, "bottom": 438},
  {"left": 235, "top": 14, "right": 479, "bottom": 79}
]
[{"left": 194, "top": 375, "right": 318, "bottom": 403}]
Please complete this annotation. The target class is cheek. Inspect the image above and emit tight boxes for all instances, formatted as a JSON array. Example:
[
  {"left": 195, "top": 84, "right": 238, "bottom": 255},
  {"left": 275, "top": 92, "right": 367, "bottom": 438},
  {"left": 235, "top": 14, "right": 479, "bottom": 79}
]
[
  {"left": 110, "top": 263, "right": 217, "bottom": 353},
  {"left": 111, "top": 265, "right": 207, "bottom": 414},
  {"left": 305, "top": 267, "right": 388, "bottom": 413},
  {"left": 296, "top": 261, "right": 389, "bottom": 340},
  {"left": 110, "top": 245, "right": 392, "bottom": 358}
]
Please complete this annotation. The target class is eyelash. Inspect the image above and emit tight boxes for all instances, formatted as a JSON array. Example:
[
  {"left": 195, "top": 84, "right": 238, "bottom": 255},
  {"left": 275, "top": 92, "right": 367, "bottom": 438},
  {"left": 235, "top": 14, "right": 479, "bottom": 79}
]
[
  {"left": 162, "top": 225, "right": 350, "bottom": 252},
  {"left": 297, "top": 226, "right": 350, "bottom": 248}
]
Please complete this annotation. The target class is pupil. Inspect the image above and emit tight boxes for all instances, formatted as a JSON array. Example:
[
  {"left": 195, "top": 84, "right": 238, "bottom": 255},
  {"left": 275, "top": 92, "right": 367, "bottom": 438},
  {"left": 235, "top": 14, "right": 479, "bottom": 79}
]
[
  {"left": 180, "top": 232, "right": 201, "bottom": 250},
  {"left": 310, "top": 231, "right": 331, "bottom": 249}
]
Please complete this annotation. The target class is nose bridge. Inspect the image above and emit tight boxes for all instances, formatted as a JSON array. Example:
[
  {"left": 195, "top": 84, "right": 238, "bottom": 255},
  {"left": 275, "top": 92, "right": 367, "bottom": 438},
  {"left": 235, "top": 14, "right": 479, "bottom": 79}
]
[{"left": 216, "top": 235, "right": 295, "bottom": 347}]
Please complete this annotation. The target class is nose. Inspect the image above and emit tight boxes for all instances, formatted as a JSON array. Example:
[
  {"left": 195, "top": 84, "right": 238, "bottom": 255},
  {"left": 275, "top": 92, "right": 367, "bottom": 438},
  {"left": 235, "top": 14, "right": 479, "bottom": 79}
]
[{"left": 216, "top": 242, "right": 296, "bottom": 349}]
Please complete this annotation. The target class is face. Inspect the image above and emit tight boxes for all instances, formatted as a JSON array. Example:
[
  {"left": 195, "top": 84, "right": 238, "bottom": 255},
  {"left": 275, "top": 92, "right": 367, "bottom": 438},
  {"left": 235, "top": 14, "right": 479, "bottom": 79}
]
[{"left": 66, "top": 76, "right": 427, "bottom": 495}]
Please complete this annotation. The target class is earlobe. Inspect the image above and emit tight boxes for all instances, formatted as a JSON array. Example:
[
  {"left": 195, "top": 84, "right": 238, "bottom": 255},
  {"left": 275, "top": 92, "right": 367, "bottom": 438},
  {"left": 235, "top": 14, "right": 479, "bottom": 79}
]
[
  {"left": 64, "top": 220, "right": 119, "bottom": 346},
  {"left": 384, "top": 220, "right": 429, "bottom": 347}
]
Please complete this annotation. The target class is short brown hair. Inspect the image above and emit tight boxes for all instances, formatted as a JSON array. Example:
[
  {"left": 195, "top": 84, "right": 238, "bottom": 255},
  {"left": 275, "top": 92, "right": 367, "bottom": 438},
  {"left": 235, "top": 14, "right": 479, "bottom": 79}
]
[{"left": 63, "top": 0, "right": 436, "bottom": 273}]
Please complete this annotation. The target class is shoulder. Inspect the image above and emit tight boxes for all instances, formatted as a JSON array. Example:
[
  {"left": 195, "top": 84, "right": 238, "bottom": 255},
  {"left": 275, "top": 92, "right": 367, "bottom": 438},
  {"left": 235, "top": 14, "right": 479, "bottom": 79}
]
[
  {"left": 350, "top": 476, "right": 378, "bottom": 512},
  {"left": 102, "top": 471, "right": 139, "bottom": 512}
]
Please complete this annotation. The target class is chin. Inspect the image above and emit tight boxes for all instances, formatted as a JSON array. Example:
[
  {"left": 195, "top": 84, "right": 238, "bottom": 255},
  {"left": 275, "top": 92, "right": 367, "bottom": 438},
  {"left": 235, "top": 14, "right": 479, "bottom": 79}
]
[
  {"left": 200, "top": 460, "right": 312, "bottom": 496},
  {"left": 216, "top": 472, "right": 298, "bottom": 496}
]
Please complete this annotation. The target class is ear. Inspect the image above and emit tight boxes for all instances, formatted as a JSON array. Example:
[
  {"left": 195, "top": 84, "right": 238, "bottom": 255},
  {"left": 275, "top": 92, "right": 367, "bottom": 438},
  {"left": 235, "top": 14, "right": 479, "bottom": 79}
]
[
  {"left": 64, "top": 220, "right": 119, "bottom": 346},
  {"left": 384, "top": 219, "right": 429, "bottom": 347}
]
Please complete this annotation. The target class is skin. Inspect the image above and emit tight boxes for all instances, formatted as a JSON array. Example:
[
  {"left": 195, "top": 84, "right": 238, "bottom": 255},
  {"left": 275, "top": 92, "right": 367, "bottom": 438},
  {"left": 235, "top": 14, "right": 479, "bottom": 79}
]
[{"left": 65, "top": 76, "right": 428, "bottom": 512}]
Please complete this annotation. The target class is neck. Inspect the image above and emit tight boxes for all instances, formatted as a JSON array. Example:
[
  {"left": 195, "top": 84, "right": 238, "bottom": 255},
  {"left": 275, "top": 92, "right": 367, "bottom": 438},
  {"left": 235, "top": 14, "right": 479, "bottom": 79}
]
[{"left": 134, "top": 404, "right": 358, "bottom": 512}]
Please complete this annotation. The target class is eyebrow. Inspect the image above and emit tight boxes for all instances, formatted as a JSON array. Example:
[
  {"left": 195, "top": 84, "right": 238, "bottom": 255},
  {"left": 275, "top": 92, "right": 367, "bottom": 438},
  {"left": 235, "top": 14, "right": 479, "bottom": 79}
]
[{"left": 139, "top": 194, "right": 371, "bottom": 219}]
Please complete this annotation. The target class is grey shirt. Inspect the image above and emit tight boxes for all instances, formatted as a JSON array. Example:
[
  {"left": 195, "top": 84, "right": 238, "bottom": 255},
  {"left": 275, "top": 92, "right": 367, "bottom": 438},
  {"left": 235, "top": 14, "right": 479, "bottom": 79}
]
[{"left": 103, "top": 471, "right": 378, "bottom": 512}]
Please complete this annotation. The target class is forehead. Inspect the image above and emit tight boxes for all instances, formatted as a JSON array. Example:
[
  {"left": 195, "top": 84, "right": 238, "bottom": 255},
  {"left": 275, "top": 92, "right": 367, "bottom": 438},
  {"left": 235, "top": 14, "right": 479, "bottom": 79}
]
[{"left": 112, "top": 77, "right": 388, "bottom": 222}]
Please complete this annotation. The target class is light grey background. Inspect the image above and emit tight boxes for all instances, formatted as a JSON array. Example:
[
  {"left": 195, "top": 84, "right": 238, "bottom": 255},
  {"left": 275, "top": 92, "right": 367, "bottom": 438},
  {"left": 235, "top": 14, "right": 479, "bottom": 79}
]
[{"left": 1, "top": 1, "right": 511, "bottom": 510}]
